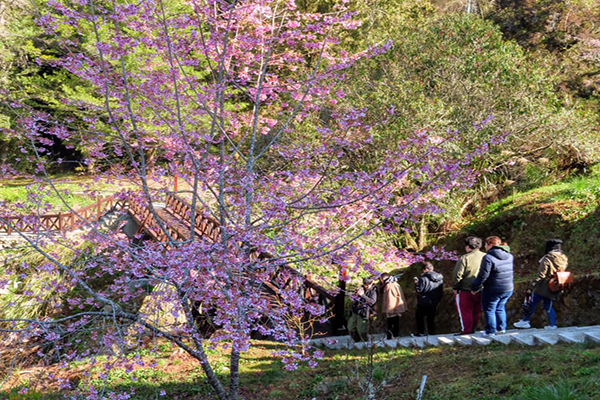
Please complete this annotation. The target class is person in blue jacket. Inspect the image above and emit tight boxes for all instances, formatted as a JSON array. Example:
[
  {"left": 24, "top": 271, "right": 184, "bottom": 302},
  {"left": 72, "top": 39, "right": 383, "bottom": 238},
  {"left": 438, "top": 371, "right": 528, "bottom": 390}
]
[{"left": 471, "top": 236, "right": 514, "bottom": 336}]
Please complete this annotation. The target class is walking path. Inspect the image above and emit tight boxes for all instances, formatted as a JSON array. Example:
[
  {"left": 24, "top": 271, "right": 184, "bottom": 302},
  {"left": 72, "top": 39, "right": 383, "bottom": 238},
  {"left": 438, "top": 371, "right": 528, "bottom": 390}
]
[{"left": 309, "top": 325, "right": 600, "bottom": 349}]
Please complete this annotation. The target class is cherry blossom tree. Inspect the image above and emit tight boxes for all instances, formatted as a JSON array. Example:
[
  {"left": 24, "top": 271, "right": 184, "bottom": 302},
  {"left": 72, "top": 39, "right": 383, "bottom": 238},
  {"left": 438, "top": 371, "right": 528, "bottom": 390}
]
[{"left": 0, "top": 0, "right": 505, "bottom": 398}]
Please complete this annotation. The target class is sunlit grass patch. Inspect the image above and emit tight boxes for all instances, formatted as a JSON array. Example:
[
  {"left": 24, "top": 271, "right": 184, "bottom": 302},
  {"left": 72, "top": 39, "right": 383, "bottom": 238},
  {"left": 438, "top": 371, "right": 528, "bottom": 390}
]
[{"left": 1, "top": 340, "right": 599, "bottom": 399}]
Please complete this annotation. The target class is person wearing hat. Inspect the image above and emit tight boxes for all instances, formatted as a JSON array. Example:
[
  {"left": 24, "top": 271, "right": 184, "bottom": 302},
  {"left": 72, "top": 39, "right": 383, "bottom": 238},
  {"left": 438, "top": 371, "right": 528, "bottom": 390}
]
[
  {"left": 348, "top": 276, "right": 378, "bottom": 342},
  {"left": 514, "top": 239, "right": 569, "bottom": 329}
]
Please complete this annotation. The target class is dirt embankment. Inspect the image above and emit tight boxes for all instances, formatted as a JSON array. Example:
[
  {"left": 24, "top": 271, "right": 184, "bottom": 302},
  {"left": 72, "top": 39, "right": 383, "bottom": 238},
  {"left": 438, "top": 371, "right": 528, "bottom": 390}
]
[
  {"left": 389, "top": 194, "right": 600, "bottom": 335},
  {"left": 411, "top": 275, "right": 600, "bottom": 335}
]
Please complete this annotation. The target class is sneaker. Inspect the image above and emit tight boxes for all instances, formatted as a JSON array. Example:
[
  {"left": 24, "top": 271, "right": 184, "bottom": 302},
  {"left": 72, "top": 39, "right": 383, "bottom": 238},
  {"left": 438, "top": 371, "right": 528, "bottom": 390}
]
[
  {"left": 480, "top": 331, "right": 496, "bottom": 337},
  {"left": 513, "top": 320, "right": 531, "bottom": 329},
  {"left": 544, "top": 325, "right": 558, "bottom": 330},
  {"left": 497, "top": 330, "right": 506, "bottom": 334}
]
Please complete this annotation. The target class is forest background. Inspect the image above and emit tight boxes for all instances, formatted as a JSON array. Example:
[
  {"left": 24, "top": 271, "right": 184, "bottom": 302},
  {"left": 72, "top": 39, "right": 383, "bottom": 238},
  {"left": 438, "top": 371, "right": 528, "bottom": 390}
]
[{"left": 1, "top": 0, "right": 600, "bottom": 399}]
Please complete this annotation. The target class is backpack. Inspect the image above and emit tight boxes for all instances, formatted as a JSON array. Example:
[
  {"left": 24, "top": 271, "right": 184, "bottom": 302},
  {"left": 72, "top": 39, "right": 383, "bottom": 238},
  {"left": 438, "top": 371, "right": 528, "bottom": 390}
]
[{"left": 547, "top": 271, "right": 573, "bottom": 292}]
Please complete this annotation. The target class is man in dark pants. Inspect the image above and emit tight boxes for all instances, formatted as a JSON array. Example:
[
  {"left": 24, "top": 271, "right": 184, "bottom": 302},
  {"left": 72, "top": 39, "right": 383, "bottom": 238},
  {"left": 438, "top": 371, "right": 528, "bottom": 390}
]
[
  {"left": 514, "top": 239, "right": 568, "bottom": 329},
  {"left": 414, "top": 262, "right": 444, "bottom": 336}
]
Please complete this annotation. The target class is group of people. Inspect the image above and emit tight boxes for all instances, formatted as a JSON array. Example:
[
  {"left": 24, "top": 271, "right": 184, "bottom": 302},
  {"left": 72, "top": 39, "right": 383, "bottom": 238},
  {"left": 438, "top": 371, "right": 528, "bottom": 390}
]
[{"left": 348, "top": 236, "right": 569, "bottom": 341}]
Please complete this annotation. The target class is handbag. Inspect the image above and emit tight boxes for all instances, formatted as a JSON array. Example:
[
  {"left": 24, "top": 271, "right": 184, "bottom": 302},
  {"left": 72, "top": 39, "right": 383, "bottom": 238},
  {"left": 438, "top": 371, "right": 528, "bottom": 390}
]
[{"left": 547, "top": 271, "right": 573, "bottom": 292}]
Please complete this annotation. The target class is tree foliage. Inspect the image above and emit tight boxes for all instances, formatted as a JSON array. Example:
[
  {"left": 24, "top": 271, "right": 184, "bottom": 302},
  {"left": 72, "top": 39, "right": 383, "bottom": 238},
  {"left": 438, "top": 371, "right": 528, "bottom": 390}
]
[
  {"left": 344, "top": 14, "right": 599, "bottom": 198},
  {"left": 1, "top": 1, "right": 599, "bottom": 399},
  {"left": 0, "top": 1, "right": 504, "bottom": 399},
  {"left": 488, "top": 0, "right": 600, "bottom": 110},
  {"left": 0, "top": 0, "right": 111, "bottom": 172}
]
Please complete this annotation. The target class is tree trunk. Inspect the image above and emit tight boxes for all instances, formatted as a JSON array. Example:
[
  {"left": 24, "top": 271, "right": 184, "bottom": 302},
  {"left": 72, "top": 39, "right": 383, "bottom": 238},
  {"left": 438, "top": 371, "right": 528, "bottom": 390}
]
[
  {"left": 194, "top": 341, "right": 230, "bottom": 400},
  {"left": 417, "top": 215, "right": 427, "bottom": 252},
  {"left": 230, "top": 349, "right": 241, "bottom": 400}
]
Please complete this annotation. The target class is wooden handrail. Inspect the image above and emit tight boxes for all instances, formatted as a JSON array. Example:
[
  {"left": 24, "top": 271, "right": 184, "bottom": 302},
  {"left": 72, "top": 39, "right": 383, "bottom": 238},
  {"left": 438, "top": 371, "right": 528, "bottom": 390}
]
[
  {"left": 160, "top": 194, "right": 338, "bottom": 301},
  {"left": 1, "top": 190, "right": 344, "bottom": 334},
  {"left": 0, "top": 194, "right": 127, "bottom": 234}
]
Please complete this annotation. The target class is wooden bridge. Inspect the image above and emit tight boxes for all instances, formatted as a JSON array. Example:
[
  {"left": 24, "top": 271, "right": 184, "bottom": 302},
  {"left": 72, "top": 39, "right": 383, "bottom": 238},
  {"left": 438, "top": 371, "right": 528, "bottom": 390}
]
[
  {"left": 0, "top": 196, "right": 127, "bottom": 235},
  {"left": 0, "top": 192, "right": 346, "bottom": 336}
]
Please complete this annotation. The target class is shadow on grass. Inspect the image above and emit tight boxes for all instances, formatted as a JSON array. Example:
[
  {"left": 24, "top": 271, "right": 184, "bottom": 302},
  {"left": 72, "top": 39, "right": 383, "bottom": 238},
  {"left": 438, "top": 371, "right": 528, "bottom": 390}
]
[
  {"left": 3, "top": 342, "right": 600, "bottom": 400},
  {"left": 0, "top": 342, "right": 338, "bottom": 400}
]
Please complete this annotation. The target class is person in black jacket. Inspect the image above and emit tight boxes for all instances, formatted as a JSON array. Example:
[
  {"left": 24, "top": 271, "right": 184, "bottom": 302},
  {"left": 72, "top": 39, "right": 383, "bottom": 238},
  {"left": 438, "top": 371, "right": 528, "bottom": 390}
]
[
  {"left": 471, "top": 236, "right": 514, "bottom": 336},
  {"left": 413, "top": 262, "right": 444, "bottom": 336}
]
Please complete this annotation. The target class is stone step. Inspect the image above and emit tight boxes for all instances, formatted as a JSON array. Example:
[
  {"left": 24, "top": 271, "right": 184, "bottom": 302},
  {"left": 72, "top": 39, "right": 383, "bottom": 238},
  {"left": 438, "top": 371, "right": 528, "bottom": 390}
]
[
  {"left": 425, "top": 334, "right": 454, "bottom": 346},
  {"left": 558, "top": 331, "right": 586, "bottom": 344},
  {"left": 513, "top": 334, "right": 536, "bottom": 346},
  {"left": 398, "top": 337, "right": 414, "bottom": 348},
  {"left": 471, "top": 336, "right": 492, "bottom": 346},
  {"left": 309, "top": 325, "right": 600, "bottom": 351},
  {"left": 577, "top": 325, "right": 600, "bottom": 331},
  {"left": 583, "top": 330, "right": 600, "bottom": 343},
  {"left": 454, "top": 335, "right": 473, "bottom": 346},
  {"left": 412, "top": 336, "right": 427, "bottom": 348},
  {"left": 533, "top": 333, "right": 559, "bottom": 345},
  {"left": 354, "top": 342, "right": 366, "bottom": 350},
  {"left": 437, "top": 336, "right": 455, "bottom": 346},
  {"left": 491, "top": 333, "right": 516, "bottom": 345}
]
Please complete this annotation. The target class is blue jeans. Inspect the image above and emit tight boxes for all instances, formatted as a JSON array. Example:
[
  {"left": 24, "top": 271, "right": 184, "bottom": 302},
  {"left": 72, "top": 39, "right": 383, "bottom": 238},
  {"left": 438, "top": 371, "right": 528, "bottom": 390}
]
[
  {"left": 482, "top": 290, "right": 513, "bottom": 334},
  {"left": 523, "top": 293, "right": 556, "bottom": 326}
]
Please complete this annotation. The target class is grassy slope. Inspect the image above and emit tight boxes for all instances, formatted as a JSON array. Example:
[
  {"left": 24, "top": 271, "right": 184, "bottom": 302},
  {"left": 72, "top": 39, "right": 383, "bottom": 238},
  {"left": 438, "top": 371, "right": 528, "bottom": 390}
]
[
  {"left": 2, "top": 340, "right": 599, "bottom": 399},
  {"left": 2, "top": 173, "right": 599, "bottom": 399},
  {"left": 453, "top": 166, "right": 600, "bottom": 279},
  {"left": 0, "top": 175, "right": 120, "bottom": 212}
]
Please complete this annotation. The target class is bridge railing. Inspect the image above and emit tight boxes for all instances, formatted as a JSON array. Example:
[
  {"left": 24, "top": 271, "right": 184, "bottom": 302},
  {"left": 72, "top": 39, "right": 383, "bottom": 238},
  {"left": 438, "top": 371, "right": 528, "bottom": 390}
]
[
  {"left": 1, "top": 190, "right": 346, "bottom": 335},
  {"left": 164, "top": 193, "right": 221, "bottom": 243},
  {"left": 159, "top": 193, "right": 345, "bottom": 334},
  {"left": 0, "top": 195, "right": 127, "bottom": 235},
  {"left": 128, "top": 196, "right": 190, "bottom": 244}
]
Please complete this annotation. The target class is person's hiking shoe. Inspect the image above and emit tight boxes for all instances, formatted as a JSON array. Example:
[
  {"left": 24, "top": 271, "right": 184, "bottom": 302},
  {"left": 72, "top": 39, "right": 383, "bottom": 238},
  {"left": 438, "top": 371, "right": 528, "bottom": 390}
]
[
  {"left": 544, "top": 325, "right": 558, "bottom": 330},
  {"left": 513, "top": 320, "right": 531, "bottom": 329}
]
